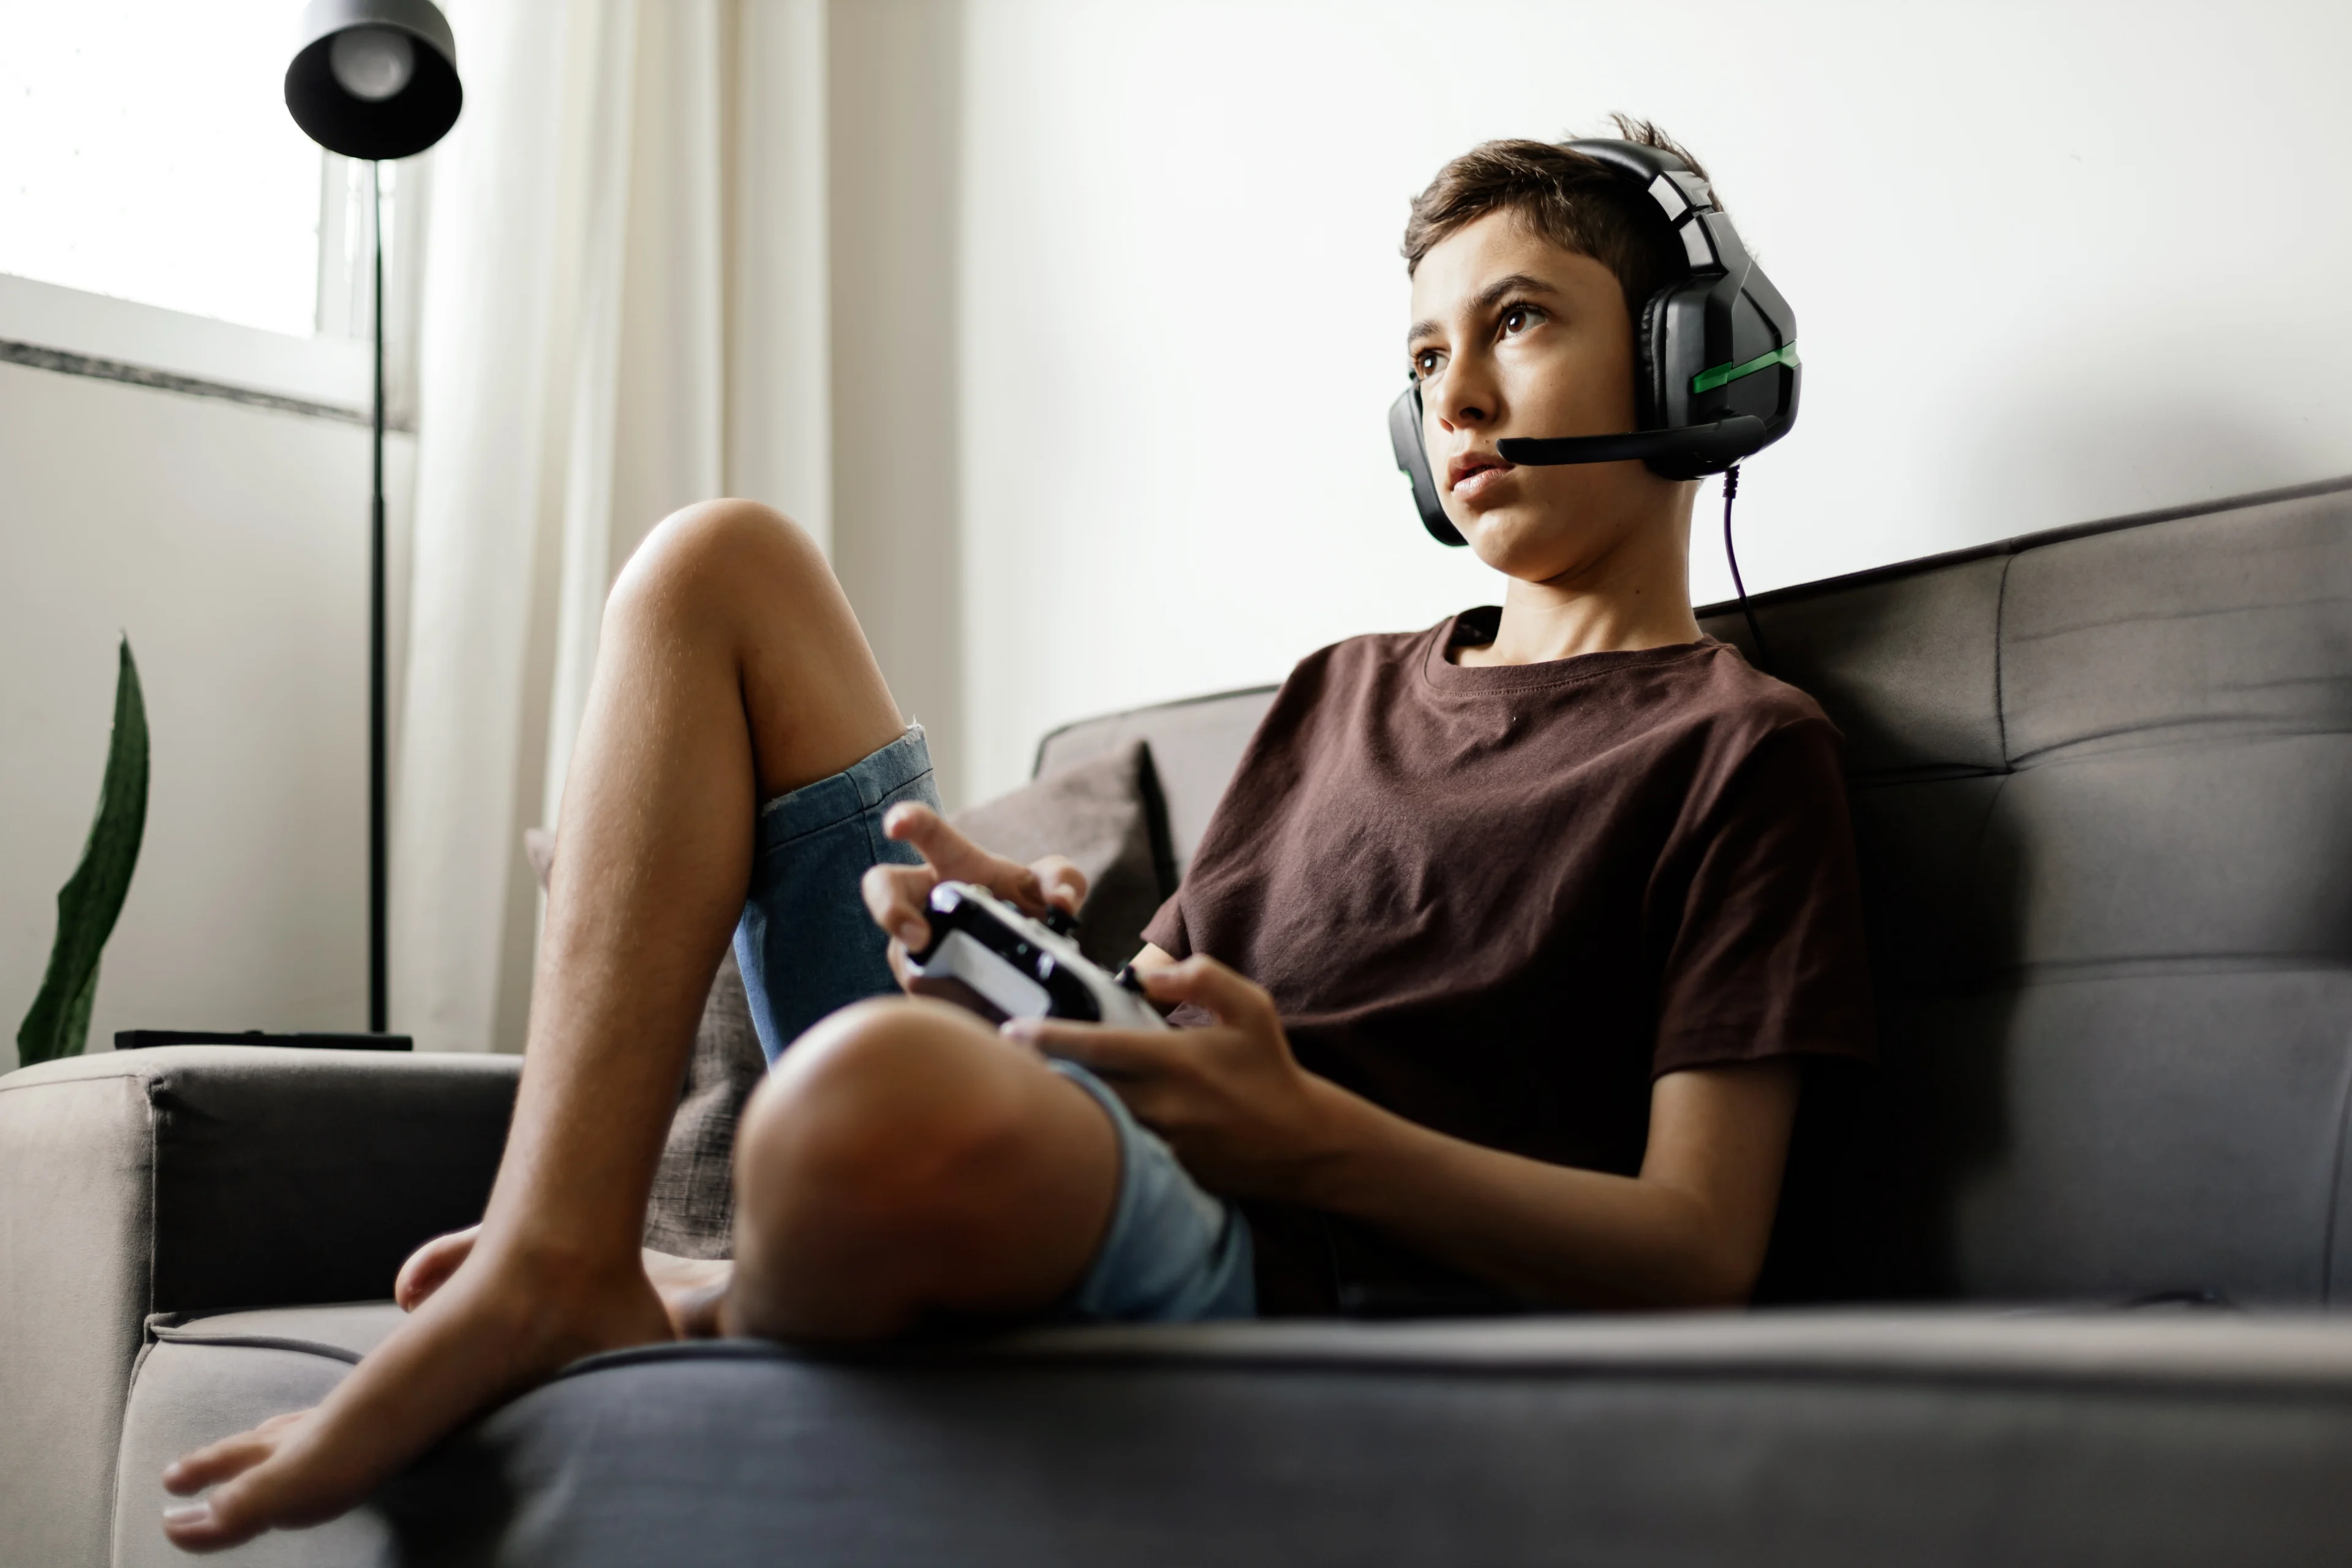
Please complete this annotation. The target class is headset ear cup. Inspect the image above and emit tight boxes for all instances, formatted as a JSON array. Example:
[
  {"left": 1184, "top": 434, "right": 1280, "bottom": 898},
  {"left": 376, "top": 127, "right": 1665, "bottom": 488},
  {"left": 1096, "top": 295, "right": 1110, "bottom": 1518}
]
[
  {"left": 1636, "top": 285, "right": 1675, "bottom": 433},
  {"left": 1389, "top": 382, "right": 1466, "bottom": 546},
  {"left": 1638, "top": 283, "right": 1713, "bottom": 480}
]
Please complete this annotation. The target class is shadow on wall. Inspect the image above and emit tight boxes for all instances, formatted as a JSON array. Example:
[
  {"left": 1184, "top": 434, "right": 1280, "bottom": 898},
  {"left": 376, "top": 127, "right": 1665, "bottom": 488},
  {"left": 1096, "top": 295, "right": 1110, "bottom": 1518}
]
[{"left": 827, "top": 0, "right": 968, "bottom": 808}]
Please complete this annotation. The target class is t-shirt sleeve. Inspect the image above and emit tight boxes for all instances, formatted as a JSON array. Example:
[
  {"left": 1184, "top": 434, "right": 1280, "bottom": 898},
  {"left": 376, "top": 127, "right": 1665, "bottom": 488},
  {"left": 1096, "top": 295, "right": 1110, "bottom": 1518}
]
[
  {"left": 1650, "top": 718, "right": 1875, "bottom": 1077},
  {"left": 1140, "top": 888, "right": 1191, "bottom": 959}
]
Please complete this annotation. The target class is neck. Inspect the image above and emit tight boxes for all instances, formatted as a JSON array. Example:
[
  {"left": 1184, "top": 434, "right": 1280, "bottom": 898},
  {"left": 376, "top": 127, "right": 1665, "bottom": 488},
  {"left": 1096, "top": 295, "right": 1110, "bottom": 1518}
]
[{"left": 1461, "top": 497, "right": 1703, "bottom": 666}]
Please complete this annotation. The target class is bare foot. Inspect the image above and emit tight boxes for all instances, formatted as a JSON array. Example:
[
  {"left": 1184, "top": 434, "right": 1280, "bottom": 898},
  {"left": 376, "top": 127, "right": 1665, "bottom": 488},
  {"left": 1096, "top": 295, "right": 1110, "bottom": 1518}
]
[
  {"left": 643, "top": 1250, "right": 733, "bottom": 1338},
  {"left": 396, "top": 1224, "right": 731, "bottom": 1337},
  {"left": 394, "top": 1225, "right": 480, "bottom": 1311},
  {"left": 160, "top": 1243, "right": 672, "bottom": 1553}
]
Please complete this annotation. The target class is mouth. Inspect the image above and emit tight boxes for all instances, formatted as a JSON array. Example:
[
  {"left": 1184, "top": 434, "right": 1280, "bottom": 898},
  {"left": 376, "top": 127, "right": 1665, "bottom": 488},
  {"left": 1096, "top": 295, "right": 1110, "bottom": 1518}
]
[{"left": 1447, "top": 450, "right": 1514, "bottom": 502}]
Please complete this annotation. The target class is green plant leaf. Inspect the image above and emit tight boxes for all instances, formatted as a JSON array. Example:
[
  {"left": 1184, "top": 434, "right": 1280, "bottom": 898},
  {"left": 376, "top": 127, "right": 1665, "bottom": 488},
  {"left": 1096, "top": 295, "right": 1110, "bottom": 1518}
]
[
  {"left": 16, "top": 639, "right": 149, "bottom": 1066},
  {"left": 59, "top": 960, "right": 100, "bottom": 1061}
]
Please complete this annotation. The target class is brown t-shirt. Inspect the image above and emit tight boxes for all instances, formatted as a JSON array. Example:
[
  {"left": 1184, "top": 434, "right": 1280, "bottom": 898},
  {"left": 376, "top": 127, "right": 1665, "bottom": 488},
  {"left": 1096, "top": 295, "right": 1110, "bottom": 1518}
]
[{"left": 1141, "top": 608, "right": 1874, "bottom": 1313}]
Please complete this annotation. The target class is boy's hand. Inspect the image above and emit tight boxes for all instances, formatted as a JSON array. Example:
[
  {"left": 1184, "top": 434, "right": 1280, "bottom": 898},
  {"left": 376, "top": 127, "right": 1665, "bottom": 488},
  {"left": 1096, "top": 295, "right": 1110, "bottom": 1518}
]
[
  {"left": 1006, "top": 957, "right": 1343, "bottom": 1199},
  {"left": 861, "top": 803, "right": 1087, "bottom": 986}
]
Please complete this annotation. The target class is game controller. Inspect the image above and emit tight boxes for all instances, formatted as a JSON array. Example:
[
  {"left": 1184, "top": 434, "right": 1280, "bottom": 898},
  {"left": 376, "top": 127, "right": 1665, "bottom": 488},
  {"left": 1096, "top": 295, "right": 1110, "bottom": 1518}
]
[{"left": 904, "top": 881, "right": 1167, "bottom": 1031}]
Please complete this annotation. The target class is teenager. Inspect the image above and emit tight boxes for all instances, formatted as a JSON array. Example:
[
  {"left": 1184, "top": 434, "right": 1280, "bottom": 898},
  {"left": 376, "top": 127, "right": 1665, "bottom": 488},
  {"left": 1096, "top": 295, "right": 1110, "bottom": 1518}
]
[{"left": 161, "top": 122, "right": 1871, "bottom": 1552}]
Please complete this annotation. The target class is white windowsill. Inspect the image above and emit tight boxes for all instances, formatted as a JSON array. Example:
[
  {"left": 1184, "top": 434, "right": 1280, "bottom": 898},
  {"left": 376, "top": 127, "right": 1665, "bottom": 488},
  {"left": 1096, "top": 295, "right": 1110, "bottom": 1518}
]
[{"left": 0, "top": 271, "right": 370, "bottom": 417}]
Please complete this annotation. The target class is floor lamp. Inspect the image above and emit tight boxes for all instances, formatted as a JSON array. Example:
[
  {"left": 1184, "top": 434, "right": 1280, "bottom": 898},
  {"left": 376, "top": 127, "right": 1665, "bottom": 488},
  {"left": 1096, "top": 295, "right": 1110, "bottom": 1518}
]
[{"left": 284, "top": 0, "right": 462, "bottom": 1034}]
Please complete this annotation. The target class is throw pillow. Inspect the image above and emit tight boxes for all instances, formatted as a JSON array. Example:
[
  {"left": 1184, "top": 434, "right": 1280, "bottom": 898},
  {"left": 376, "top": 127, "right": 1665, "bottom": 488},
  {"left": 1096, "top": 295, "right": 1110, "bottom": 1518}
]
[
  {"left": 950, "top": 738, "right": 1175, "bottom": 970},
  {"left": 640, "top": 946, "right": 766, "bottom": 1257}
]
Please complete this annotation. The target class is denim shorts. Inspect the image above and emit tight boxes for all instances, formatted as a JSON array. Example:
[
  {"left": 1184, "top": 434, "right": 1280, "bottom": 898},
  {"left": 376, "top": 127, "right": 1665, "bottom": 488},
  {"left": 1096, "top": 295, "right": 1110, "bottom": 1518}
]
[{"left": 733, "top": 725, "right": 1254, "bottom": 1324}]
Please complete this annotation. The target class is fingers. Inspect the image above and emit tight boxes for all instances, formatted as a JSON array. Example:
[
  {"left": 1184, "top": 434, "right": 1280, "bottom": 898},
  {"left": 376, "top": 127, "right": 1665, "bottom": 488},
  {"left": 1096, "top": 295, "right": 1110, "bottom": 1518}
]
[
  {"left": 1008, "top": 1021, "right": 1193, "bottom": 1131},
  {"left": 861, "top": 861, "right": 940, "bottom": 951},
  {"left": 1006, "top": 1019, "right": 1182, "bottom": 1080},
  {"left": 882, "top": 804, "right": 999, "bottom": 882},
  {"left": 883, "top": 803, "right": 1067, "bottom": 917},
  {"left": 1137, "top": 956, "right": 1275, "bottom": 1027},
  {"left": 393, "top": 1225, "right": 480, "bottom": 1313},
  {"left": 1030, "top": 854, "right": 1088, "bottom": 914}
]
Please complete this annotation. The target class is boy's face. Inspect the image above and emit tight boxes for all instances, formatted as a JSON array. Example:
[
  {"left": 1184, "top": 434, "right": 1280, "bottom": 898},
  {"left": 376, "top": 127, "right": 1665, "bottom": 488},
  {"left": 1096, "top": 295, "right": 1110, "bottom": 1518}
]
[{"left": 1408, "top": 210, "right": 1686, "bottom": 582}]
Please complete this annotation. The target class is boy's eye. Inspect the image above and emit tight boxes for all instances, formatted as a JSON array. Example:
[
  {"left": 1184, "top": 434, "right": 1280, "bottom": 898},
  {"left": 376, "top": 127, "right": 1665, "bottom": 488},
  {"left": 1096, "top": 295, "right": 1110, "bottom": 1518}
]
[
  {"left": 1501, "top": 304, "right": 1542, "bottom": 336},
  {"left": 1412, "top": 349, "right": 1447, "bottom": 380}
]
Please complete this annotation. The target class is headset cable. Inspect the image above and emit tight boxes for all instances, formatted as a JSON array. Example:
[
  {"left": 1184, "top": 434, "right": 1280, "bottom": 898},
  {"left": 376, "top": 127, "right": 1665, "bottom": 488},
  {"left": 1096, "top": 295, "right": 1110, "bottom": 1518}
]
[{"left": 1722, "top": 464, "right": 1774, "bottom": 673}]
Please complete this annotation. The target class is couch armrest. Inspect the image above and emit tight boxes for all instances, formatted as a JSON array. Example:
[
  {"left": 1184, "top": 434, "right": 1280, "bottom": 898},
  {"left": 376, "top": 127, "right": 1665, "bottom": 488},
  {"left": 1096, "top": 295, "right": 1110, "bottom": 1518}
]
[{"left": 0, "top": 1046, "right": 519, "bottom": 1568}]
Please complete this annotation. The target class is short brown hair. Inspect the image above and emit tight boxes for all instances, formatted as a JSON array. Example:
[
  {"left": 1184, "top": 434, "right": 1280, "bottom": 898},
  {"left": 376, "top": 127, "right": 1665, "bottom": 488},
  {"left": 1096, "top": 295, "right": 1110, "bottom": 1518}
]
[{"left": 1401, "top": 116, "right": 1712, "bottom": 325}]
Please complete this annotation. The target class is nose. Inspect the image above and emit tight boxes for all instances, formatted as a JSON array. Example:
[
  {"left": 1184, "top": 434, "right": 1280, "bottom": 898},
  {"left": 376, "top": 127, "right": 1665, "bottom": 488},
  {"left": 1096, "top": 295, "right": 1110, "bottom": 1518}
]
[{"left": 1429, "top": 349, "right": 1497, "bottom": 436}]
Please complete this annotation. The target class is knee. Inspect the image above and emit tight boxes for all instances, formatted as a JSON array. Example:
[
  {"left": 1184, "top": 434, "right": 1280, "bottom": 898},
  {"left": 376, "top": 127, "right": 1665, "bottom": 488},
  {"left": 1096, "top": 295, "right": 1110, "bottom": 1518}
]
[
  {"left": 606, "top": 498, "right": 832, "bottom": 636},
  {"left": 733, "top": 1000, "right": 1025, "bottom": 1243}
]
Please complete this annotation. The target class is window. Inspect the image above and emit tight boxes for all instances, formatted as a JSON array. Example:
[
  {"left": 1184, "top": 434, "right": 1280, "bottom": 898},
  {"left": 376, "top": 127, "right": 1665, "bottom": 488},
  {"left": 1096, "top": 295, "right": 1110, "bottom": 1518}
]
[{"left": 0, "top": 2, "right": 328, "bottom": 338}]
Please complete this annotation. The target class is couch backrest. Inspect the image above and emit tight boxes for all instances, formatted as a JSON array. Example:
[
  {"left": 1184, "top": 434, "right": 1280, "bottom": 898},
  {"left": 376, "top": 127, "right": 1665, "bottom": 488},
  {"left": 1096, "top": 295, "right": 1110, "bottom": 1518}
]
[
  {"left": 1035, "top": 688, "right": 1277, "bottom": 878},
  {"left": 1725, "top": 477, "right": 2352, "bottom": 1307},
  {"left": 1036, "top": 477, "right": 2352, "bottom": 1308}
]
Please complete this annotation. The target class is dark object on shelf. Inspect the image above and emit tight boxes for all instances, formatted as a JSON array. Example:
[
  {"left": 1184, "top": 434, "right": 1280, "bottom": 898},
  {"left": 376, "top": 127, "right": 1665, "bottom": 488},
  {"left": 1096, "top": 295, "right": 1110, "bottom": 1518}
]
[{"left": 115, "top": 1030, "right": 413, "bottom": 1052}]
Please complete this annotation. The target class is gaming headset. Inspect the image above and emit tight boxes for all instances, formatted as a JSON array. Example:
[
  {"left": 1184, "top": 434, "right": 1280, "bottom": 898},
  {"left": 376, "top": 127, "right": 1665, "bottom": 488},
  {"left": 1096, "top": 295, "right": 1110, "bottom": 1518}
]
[{"left": 1387, "top": 138, "right": 1800, "bottom": 550}]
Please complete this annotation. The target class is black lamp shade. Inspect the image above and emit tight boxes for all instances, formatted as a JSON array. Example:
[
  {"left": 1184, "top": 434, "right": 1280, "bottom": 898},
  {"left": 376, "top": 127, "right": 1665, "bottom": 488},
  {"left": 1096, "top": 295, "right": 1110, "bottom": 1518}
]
[{"left": 284, "top": 0, "right": 462, "bottom": 161}]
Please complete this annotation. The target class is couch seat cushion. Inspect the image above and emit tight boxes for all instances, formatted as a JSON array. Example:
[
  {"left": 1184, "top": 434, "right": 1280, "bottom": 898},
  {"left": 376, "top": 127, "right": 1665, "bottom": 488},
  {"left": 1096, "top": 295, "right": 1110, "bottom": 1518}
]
[
  {"left": 115, "top": 1305, "right": 2352, "bottom": 1568},
  {"left": 113, "top": 1305, "right": 405, "bottom": 1567}
]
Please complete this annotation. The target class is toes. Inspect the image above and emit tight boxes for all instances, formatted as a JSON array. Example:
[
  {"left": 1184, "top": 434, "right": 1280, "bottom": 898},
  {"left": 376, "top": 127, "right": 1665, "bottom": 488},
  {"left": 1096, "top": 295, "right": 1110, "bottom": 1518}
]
[
  {"left": 160, "top": 1499, "right": 225, "bottom": 1550},
  {"left": 162, "top": 1430, "right": 276, "bottom": 1495},
  {"left": 163, "top": 1439, "right": 352, "bottom": 1553},
  {"left": 162, "top": 1472, "right": 275, "bottom": 1554},
  {"left": 161, "top": 1496, "right": 258, "bottom": 1554},
  {"left": 667, "top": 1280, "right": 729, "bottom": 1340},
  {"left": 163, "top": 1403, "right": 318, "bottom": 1496}
]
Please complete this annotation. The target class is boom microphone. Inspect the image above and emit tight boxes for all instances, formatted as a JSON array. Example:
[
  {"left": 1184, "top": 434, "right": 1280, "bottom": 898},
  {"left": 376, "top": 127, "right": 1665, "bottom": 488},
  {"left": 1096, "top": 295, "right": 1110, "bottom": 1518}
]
[{"left": 1496, "top": 417, "right": 1766, "bottom": 469}]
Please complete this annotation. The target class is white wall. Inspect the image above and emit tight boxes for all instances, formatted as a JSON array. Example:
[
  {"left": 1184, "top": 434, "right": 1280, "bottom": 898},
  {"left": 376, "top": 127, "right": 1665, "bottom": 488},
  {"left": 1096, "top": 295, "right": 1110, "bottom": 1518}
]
[
  {"left": 831, "top": 0, "right": 974, "bottom": 805},
  {"left": 0, "top": 364, "right": 409, "bottom": 1071},
  {"left": 949, "top": 0, "right": 2352, "bottom": 802},
  {"left": 13, "top": 2, "right": 2346, "bottom": 1065}
]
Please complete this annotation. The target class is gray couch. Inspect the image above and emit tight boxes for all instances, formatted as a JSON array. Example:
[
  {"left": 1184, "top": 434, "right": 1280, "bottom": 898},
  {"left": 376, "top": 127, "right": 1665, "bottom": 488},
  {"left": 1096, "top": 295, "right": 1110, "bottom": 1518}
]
[{"left": 7, "top": 477, "right": 2352, "bottom": 1566}]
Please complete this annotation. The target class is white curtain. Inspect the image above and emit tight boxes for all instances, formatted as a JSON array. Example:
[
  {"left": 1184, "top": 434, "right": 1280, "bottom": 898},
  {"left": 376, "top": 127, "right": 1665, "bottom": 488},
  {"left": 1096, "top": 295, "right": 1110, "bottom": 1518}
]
[{"left": 392, "top": 0, "right": 831, "bottom": 1054}]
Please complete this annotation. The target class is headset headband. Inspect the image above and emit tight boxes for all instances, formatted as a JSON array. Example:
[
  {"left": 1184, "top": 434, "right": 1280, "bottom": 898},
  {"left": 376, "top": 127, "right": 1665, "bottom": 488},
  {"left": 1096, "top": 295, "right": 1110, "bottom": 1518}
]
[{"left": 1561, "top": 140, "right": 1747, "bottom": 276}]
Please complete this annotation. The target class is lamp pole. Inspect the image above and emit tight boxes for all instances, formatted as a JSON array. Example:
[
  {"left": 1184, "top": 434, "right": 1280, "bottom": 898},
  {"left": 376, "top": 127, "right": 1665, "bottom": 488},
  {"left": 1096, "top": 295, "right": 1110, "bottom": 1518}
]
[
  {"left": 284, "top": 0, "right": 461, "bottom": 1038},
  {"left": 369, "top": 159, "right": 388, "bottom": 1033}
]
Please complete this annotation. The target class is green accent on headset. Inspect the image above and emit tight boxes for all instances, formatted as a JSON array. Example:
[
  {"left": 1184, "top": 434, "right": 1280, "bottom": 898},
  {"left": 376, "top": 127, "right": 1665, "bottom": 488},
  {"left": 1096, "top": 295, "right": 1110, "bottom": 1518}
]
[{"left": 1691, "top": 341, "right": 1800, "bottom": 396}]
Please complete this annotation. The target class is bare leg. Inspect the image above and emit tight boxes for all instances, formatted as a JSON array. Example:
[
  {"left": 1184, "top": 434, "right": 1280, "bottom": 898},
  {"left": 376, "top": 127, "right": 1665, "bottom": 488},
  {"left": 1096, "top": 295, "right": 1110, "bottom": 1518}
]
[
  {"left": 164, "top": 500, "right": 908, "bottom": 1551},
  {"left": 394, "top": 1000, "right": 1124, "bottom": 1344},
  {"left": 724, "top": 997, "right": 1121, "bottom": 1341}
]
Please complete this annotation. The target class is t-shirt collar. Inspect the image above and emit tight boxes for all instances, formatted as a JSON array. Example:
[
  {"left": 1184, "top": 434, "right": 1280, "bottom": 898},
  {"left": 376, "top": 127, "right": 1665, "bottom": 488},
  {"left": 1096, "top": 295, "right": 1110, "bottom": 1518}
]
[{"left": 1422, "top": 609, "right": 1721, "bottom": 693}]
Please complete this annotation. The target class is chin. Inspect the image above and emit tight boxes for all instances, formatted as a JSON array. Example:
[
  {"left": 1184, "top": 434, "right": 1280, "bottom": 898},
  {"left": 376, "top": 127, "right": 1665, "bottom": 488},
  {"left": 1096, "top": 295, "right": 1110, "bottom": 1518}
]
[{"left": 1460, "top": 508, "right": 1580, "bottom": 579}]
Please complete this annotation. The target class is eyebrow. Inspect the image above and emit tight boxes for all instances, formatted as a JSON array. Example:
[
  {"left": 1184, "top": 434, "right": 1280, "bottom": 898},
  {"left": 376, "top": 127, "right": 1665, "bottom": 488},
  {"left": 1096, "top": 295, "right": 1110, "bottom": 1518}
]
[{"left": 1405, "top": 273, "right": 1564, "bottom": 348}]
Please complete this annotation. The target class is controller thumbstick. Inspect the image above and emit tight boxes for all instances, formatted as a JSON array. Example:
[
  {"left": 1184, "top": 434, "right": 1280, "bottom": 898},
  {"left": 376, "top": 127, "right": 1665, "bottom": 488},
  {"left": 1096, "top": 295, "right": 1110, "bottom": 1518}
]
[
  {"left": 1042, "top": 906, "right": 1080, "bottom": 939},
  {"left": 1114, "top": 963, "right": 1148, "bottom": 995}
]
